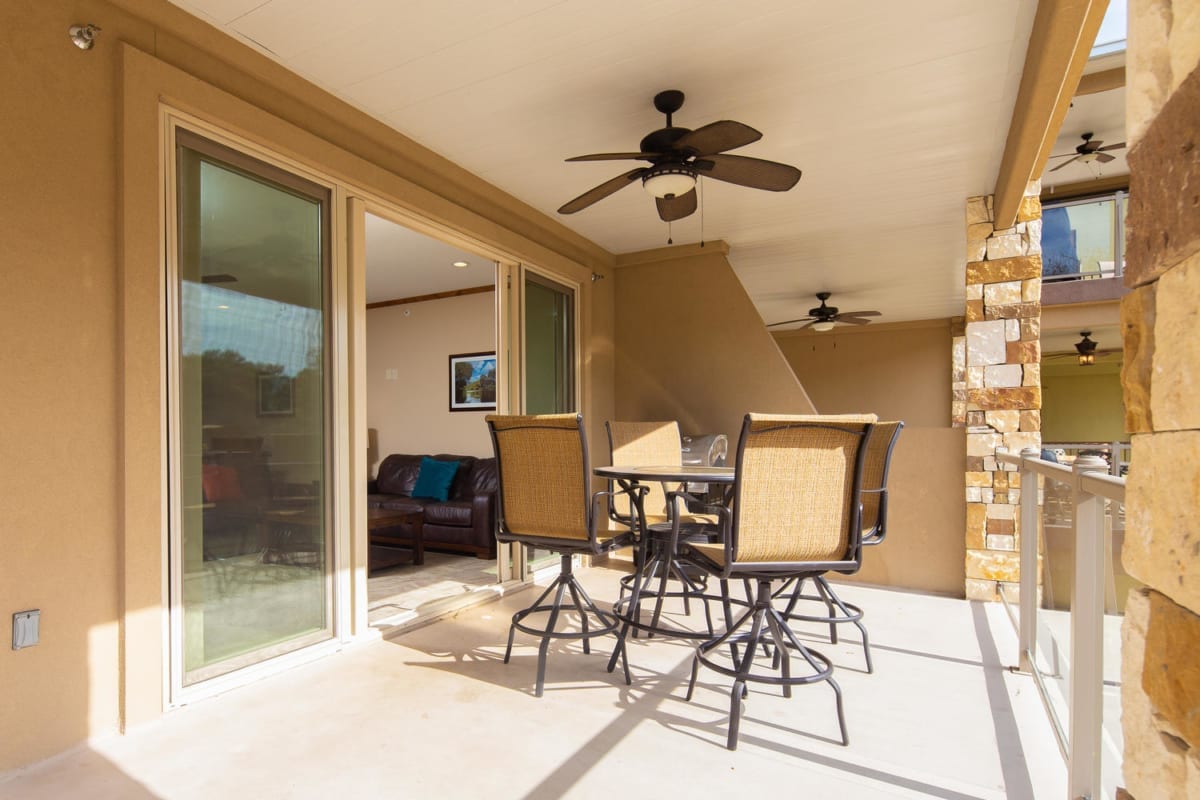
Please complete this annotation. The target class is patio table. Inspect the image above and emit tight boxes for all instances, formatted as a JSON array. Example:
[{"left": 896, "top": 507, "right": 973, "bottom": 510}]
[{"left": 594, "top": 464, "right": 735, "bottom": 654}]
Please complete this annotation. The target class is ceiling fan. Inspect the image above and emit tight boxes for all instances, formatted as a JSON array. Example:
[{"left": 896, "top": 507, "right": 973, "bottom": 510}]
[
  {"left": 1048, "top": 132, "right": 1126, "bottom": 173},
  {"left": 766, "top": 292, "right": 881, "bottom": 332},
  {"left": 557, "top": 89, "right": 802, "bottom": 222}
]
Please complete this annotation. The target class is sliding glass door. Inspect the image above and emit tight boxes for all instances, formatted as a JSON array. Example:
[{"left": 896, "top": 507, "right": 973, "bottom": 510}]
[
  {"left": 171, "top": 130, "right": 333, "bottom": 686},
  {"left": 522, "top": 271, "right": 576, "bottom": 572}
]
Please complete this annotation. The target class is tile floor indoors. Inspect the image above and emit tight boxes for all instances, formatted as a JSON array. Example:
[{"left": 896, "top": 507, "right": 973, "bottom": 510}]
[{"left": 0, "top": 566, "right": 1066, "bottom": 800}]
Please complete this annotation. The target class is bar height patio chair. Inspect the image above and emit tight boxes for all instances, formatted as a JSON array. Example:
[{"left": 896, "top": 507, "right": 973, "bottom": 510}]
[
  {"left": 774, "top": 420, "right": 903, "bottom": 673},
  {"left": 679, "top": 413, "right": 876, "bottom": 750},
  {"left": 605, "top": 420, "right": 722, "bottom": 639},
  {"left": 485, "top": 413, "right": 638, "bottom": 697}
]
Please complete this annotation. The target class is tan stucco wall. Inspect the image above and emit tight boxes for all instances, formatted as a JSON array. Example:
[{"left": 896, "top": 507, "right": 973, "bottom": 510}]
[
  {"left": 612, "top": 243, "right": 816, "bottom": 442},
  {"left": 1, "top": 0, "right": 615, "bottom": 771},
  {"left": 775, "top": 321, "right": 966, "bottom": 596},
  {"left": 367, "top": 292, "right": 497, "bottom": 462}
]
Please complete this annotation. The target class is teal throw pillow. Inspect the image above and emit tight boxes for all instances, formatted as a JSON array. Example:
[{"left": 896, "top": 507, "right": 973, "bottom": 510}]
[{"left": 411, "top": 457, "right": 459, "bottom": 502}]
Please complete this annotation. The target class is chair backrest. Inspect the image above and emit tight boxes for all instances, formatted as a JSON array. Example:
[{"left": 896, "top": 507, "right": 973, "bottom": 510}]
[
  {"left": 486, "top": 413, "right": 591, "bottom": 541},
  {"left": 606, "top": 420, "right": 681, "bottom": 517},
  {"left": 731, "top": 413, "right": 876, "bottom": 564},
  {"left": 860, "top": 421, "right": 904, "bottom": 541}
]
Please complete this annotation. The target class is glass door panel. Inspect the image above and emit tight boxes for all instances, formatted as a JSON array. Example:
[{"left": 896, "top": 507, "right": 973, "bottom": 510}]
[
  {"left": 522, "top": 272, "right": 575, "bottom": 572},
  {"left": 174, "top": 131, "right": 332, "bottom": 685}
]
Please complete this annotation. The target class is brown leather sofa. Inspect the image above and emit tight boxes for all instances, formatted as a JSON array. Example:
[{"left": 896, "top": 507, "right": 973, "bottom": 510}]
[{"left": 367, "top": 453, "right": 499, "bottom": 559}]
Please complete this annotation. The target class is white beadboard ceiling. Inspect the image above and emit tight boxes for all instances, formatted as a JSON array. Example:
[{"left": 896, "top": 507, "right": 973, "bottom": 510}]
[{"left": 169, "top": 0, "right": 1070, "bottom": 325}]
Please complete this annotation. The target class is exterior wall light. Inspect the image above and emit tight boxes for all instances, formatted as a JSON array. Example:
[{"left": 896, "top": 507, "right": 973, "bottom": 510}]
[
  {"left": 69, "top": 24, "right": 101, "bottom": 50},
  {"left": 1075, "top": 331, "right": 1097, "bottom": 366}
]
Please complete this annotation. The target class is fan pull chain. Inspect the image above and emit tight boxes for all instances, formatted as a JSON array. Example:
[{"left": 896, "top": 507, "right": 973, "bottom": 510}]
[
  {"left": 699, "top": 177, "right": 705, "bottom": 247},
  {"left": 667, "top": 220, "right": 673, "bottom": 245}
]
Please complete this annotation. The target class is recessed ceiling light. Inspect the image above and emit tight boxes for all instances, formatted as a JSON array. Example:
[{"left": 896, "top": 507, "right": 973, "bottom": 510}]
[
  {"left": 452, "top": 261, "right": 469, "bottom": 268},
  {"left": 216, "top": 304, "right": 229, "bottom": 310}
]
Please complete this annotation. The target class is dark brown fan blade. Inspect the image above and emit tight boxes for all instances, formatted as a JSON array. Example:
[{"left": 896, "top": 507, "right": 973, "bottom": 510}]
[
  {"left": 566, "top": 152, "right": 658, "bottom": 162},
  {"left": 766, "top": 316, "right": 816, "bottom": 328},
  {"left": 694, "top": 154, "right": 801, "bottom": 191},
  {"left": 1049, "top": 155, "right": 1080, "bottom": 173},
  {"left": 674, "top": 121, "right": 762, "bottom": 156},
  {"left": 835, "top": 310, "right": 881, "bottom": 318},
  {"left": 656, "top": 189, "right": 697, "bottom": 221},
  {"left": 1097, "top": 142, "right": 1126, "bottom": 152},
  {"left": 1095, "top": 152, "right": 1116, "bottom": 163},
  {"left": 836, "top": 316, "right": 874, "bottom": 326},
  {"left": 558, "top": 168, "right": 645, "bottom": 214}
]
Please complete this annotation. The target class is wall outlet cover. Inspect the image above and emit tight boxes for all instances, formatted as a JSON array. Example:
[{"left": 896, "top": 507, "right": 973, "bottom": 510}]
[{"left": 12, "top": 609, "right": 39, "bottom": 650}]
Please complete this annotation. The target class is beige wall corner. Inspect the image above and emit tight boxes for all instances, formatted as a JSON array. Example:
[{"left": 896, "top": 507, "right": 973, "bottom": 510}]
[
  {"left": 612, "top": 243, "right": 815, "bottom": 442},
  {"left": 776, "top": 321, "right": 966, "bottom": 596}
]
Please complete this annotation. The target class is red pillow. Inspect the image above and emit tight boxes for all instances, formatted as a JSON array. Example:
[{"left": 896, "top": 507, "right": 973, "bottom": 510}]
[{"left": 202, "top": 464, "right": 243, "bottom": 502}]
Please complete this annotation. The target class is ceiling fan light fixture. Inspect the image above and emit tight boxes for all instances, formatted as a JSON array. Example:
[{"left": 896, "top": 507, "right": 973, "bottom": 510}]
[
  {"left": 811, "top": 320, "right": 836, "bottom": 333},
  {"left": 642, "top": 165, "right": 696, "bottom": 199}
]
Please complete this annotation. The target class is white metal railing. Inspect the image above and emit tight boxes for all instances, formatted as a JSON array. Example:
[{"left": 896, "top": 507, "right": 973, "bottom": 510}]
[{"left": 997, "top": 446, "right": 1128, "bottom": 800}]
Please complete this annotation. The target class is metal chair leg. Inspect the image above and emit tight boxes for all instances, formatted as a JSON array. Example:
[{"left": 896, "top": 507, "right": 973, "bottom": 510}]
[{"left": 688, "top": 578, "right": 847, "bottom": 750}]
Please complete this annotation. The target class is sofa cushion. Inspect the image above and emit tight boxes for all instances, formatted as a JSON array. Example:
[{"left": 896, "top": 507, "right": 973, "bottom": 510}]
[
  {"left": 412, "top": 457, "right": 459, "bottom": 502},
  {"left": 460, "top": 457, "right": 498, "bottom": 497},
  {"left": 424, "top": 500, "right": 473, "bottom": 527},
  {"left": 376, "top": 454, "right": 423, "bottom": 496},
  {"left": 378, "top": 497, "right": 424, "bottom": 514}
]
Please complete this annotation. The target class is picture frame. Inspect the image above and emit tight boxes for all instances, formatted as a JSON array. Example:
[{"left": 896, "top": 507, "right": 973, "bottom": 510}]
[
  {"left": 449, "top": 352, "right": 497, "bottom": 412},
  {"left": 256, "top": 373, "right": 295, "bottom": 416}
]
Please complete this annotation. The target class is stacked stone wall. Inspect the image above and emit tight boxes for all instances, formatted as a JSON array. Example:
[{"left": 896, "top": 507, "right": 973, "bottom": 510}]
[
  {"left": 1119, "top": 3, "right": 1200, "bottom": 796},
  {"left": 955, "top": 186, "right": 1042, "bottom": 601}
]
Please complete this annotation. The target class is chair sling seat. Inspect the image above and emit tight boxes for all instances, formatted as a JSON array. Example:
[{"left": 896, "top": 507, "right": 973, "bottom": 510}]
[
  {"left": 486, "top": 413, "right": 637, "bottom": 697},
  {"left": 773, "top": 421, "right": 904, "bottom": 674},
  {"left": 679, "top": 413, "right": 876, "bottom": 751}
]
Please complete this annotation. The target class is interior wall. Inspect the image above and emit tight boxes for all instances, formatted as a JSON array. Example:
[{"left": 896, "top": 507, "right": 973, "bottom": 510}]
[
  {"left": 775, "top": 321, "right": 966, "bottom": 596},
  {"left": 1, "top": 0, "right": 617, "bottom": 772},
  {"left": 367, "top": 292, "right": 496, "bottom": 463},
  {"left": 613, "top": 243, "right": 816, "bottom": 442},
  {"left": 1041, "top": 362, "right": 1129, "bottom": 443}
]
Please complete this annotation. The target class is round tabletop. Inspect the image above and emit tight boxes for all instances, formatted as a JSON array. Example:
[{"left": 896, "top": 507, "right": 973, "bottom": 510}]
[{"left": 594, "top": 464, "right": 735, "bottom": 483}]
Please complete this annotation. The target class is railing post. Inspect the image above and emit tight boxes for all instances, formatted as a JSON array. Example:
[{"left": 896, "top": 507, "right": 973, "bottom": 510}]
[
  {"left": 1069, "top": 454, "right": 1108, "bottom": 800},
  {"left": 1017, "top": 446, "right": 1041, "bottom": 674}
]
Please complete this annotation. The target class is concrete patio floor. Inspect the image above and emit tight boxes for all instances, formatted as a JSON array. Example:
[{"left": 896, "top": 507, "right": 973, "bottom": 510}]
[{"left": 0, "top": 566, "right": 1065, "bottom": 799}]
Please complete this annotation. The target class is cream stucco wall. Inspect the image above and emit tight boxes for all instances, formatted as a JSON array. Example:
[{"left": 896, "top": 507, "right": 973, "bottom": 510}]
[
  {"left": 1, "top": 0, "right": 616, "bottom": 771},
  {"left": 367, "top": 292, "right": 497, "bottom": 463},
  {"left": 775, "top": 321, "right": 966, "bottom": 596},
  {"left": 613, "top": 243, "right": 816, "bottom": 442}
]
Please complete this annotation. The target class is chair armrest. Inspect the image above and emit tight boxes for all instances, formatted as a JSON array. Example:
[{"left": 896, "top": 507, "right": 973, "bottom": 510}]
[
  {"left": 860, "top": 487, "right": 888, "bottom": 545},
  {"left": 367, "top": 479, "right": 380, "bottom": 494},
  {"left": 593, "top": 484, "right": 648, "bottom": 541}
]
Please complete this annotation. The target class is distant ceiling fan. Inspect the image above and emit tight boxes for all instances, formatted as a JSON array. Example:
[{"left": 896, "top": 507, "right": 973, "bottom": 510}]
[
  {"left": 1048, "top": 132, "right": 1126, "bottom": 173},
  {"left": 767, "top": 292, "right": 881, "bottom": 332},
  {"left": 557, "top": 89, "right": 802, "bottom": 222}
]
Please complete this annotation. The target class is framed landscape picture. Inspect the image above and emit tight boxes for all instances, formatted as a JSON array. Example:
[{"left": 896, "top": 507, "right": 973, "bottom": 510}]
[{"left": 449, "top": 352, "right": 497, "bottom": 412}]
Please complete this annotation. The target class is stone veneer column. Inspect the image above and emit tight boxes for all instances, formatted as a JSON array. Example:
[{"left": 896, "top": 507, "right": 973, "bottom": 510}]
[
  {"left": 953, "top": 184, "right": 1042, "bottom": 601},
  {"left": 1117, "top": 3, "right": 1200, "bottom": 797}
]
